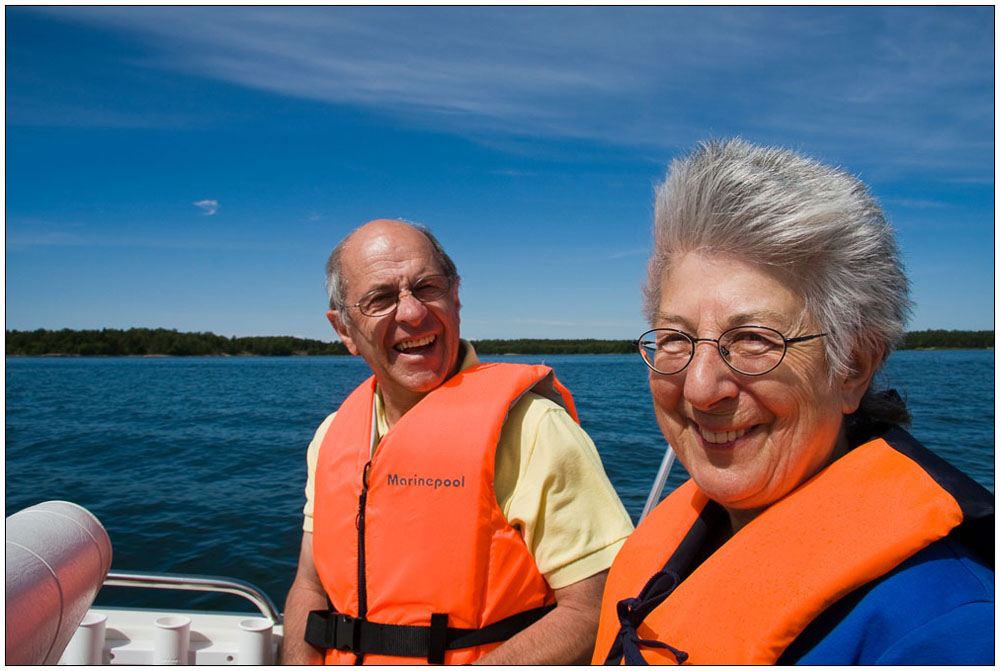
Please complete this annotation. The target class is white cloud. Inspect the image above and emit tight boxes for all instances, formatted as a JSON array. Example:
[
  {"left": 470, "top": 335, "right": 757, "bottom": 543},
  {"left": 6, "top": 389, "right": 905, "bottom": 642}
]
[
  {"left": 610, "top": 248, "right": 648, "bottom": 260},
  {"left": 491, "top": 169, "right": 538, "bottom": 178},
  {"left": 22, "top": 7, "right": 995, "bottom": 181},
  {"left": 194, "top": 199, "right": 219, "bottom": 216},
  {"left": 884, "top": 198, "right": 949, "bottom": 210}
]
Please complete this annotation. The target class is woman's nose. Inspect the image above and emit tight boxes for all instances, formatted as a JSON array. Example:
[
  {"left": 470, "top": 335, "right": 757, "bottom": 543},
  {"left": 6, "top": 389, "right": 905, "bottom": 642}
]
[{"left": 682, "top": 341, "right": 739, "bottom": 408}]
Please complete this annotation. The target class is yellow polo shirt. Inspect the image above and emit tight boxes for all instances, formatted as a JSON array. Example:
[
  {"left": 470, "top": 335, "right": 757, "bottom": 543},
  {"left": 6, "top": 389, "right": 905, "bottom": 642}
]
[{"left": 302, "top": 342, "right": 634, "bottom": 589}]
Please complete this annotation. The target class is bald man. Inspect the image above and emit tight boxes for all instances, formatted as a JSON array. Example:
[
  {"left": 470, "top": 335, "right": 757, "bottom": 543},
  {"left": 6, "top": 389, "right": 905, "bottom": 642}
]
[{"left": 281, "top": 220, "right": 633, "bottom": 665}]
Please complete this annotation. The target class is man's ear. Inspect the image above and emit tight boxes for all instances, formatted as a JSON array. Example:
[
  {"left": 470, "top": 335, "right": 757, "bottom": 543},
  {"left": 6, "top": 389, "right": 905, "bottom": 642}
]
[
  {"left": 327, "top": 310, "right": 359, "bottom": 355},
  {"left": 840, "top": 343, "right": 884, "bottom": 414}
]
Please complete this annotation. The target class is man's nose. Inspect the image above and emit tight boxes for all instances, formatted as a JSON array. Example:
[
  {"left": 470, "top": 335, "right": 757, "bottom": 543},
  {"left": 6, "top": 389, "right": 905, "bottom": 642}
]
[{"left": 394, "top": 290, "right": 427, "bottom": 324}]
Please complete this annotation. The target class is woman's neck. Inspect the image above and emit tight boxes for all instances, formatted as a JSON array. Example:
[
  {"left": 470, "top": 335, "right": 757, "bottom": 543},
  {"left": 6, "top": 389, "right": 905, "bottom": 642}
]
[{"left": 725, "top": 429, "right": 853, "bottom": 535}]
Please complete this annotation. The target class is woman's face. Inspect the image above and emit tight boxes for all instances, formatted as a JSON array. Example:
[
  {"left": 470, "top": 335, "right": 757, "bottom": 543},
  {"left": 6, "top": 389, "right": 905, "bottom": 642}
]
[{"left": 649, "top": 252, "right": 861, "bottom": 520}]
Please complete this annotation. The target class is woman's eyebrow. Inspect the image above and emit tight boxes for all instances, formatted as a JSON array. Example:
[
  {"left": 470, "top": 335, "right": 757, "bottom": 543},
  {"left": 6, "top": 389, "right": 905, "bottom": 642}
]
[
  {"left": 653, "top": 310, "right": 794, "bottom": 332},
  {"left": 726, "top": 311, "right": 789, "bottom": 327},
  {"left": 652, "top": 314, "right": 699, "bottom": 334}
]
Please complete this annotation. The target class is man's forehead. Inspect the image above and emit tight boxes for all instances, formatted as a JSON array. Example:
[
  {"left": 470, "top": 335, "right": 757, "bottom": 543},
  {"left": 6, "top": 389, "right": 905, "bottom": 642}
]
[{"left": 342, "top": 226, "right": 441, "bottom": 289}]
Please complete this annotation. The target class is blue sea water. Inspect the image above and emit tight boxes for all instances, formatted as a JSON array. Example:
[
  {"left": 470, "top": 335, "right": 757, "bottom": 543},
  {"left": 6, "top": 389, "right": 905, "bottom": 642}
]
[{"left": 4, "top": 350, "right": 994, "bottom": 612}]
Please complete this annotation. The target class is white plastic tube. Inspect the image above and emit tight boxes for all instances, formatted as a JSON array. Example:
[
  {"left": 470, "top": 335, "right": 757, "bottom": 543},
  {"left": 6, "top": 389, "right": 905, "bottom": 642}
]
[
  {"left": 60, "top": 610, "right": 107, "bottom": 665},
  {"left": 237, "top": 617, "right": 274, "bottom": 664},
  {"left": 5, "top": 501, "right": 113, "bottom": 665},
  {"left": 153, "top": 615, "right": 191, "bottom": 665}
]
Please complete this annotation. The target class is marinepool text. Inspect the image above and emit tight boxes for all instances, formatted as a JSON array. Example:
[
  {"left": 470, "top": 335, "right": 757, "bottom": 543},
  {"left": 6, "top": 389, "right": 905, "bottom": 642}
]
[{"left": 386, "top": 473, "right": 467, "bottom": 490}]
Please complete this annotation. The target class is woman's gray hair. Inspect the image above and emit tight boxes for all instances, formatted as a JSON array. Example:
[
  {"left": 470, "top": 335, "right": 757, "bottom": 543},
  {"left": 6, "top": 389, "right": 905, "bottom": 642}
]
[
  {"left": 645, "top": 139, "right": 912, "bottom": 423},
  {"left": 325, "top": 221, "right": 458, "bottom": 313}
]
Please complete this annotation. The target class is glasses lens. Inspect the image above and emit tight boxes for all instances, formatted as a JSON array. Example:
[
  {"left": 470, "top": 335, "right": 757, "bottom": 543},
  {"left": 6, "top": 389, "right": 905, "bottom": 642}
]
[
  {"left": 639, "top": 329, "right": 693, "bottom": 374},
  {"left": 410, "top": 275, "right": 450, "bottom": 302},
  {"left": 719, "top": 326, "right": 786, "bottom": 375},
  {"left": 358, "top": 291, "right": 398, "bottom": 317},
  {"left": 356, "top": 275, "right": 451, "bottom": 317}
]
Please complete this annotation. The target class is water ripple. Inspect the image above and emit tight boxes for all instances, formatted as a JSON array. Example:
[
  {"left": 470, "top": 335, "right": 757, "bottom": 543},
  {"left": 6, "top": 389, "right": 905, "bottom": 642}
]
[{"left": 5, "top": 351, "right": 992, "bottom": 610}]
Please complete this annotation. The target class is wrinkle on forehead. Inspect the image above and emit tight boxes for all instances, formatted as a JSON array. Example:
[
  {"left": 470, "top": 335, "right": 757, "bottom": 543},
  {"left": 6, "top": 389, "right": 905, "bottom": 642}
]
[
  {"left": 654, "top": 309, "right": 800, "bottom": 335},
  {"left": 655, "top": 252, "right": 815, "bottom": 336},
  {"left": 341, "top": 222, "right": 440, "bottom": 299}
]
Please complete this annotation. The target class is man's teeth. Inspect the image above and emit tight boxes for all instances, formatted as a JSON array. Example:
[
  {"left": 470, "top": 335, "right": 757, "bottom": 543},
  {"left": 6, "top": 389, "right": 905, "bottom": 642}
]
[
  {"left": 395, "top": 335, "right": 435, "bottom": 351},
  {"left": 700, "top": 426, "right": 750, "bottom": 444}
]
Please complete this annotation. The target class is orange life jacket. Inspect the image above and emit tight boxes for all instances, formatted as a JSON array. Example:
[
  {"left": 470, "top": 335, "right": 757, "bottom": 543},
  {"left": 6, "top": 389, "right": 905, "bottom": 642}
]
[
  {"left": 310, "top": 362, "right": 578, "bottom": 664},
  {"left": 593, "top": 427, "right": 991, "bottom": 665}
]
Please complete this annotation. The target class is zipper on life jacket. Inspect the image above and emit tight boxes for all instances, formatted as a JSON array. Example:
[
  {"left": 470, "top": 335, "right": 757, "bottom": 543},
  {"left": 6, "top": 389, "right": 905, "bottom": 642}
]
[{"left": 353, "top": 459, "right": 373, "bottom": 664}]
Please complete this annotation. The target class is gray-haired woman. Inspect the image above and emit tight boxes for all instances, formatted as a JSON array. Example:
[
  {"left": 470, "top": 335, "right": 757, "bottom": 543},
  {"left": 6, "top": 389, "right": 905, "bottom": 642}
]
[{"left": 593, "top": 139, "right": 993, "bottom": 665}]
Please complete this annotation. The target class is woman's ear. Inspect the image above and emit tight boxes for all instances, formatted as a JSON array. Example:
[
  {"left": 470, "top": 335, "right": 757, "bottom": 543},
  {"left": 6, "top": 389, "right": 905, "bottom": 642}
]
[{"left": 840, "top": 343, "right": 885, "bottom": 414}]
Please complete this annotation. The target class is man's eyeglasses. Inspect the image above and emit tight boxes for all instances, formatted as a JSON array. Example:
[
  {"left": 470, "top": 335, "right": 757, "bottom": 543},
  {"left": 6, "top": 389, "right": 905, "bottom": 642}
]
[
  {"left": 350, "top": 274, "right": 452, "bottom": 317},
  {"left": 634, "top": 326, "right": 827, "bottom": 376}
]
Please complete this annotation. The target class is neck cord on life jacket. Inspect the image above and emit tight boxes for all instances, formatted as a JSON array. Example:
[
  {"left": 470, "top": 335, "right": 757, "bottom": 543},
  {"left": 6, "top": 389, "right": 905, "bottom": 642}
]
[{"left": 603, "top": 500, "right": 729, "bottom": 665}]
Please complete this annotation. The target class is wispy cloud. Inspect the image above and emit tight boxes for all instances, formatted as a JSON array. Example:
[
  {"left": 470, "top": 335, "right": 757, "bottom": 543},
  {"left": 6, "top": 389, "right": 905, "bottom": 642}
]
[
  {"left": 884, "top": 198, "right": 950, "bottom": 210},
  {"left": 491, "top": 169, "right": 538, "bottom": 178},
  {"left": 610, "top": 248, "right": 648, "bottom": 260},
  {"left": 6, "top": 229, "right": 263, "bottom": 252},
  {"left": 18, "top": 7, "right": 994, "bottom": 181},
  {"left": 193, "top": 199, "right": 219, "bottom": 215},
  {"left": 7, "top": 231, "right": 89, "bottom": 248}
]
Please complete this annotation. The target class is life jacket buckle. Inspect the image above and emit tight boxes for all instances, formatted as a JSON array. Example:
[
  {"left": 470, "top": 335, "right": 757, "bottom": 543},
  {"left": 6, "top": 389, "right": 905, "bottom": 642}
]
[{"left": 334, "top": 613, "right": 359, "bottom": 651}]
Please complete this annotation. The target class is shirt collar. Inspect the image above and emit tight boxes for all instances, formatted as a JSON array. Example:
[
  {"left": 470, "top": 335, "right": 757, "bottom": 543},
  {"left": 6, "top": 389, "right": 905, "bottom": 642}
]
[{"left": 372, "top": 339, "right": 479, "bottom": 443}]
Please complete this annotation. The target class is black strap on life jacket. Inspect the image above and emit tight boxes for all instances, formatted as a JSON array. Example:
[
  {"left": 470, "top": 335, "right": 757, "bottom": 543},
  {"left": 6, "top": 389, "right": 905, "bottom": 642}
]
[
  {"left": 604, "top": 424, "right": 995, "bottom": 665},
  {"left": 305, "top": 604, "right": 555, "bottom": 664},
  {"left": 603, "top": 501, "right": 728, "bottom": 665},
  {"left": 877, "top": 424, "right": 995, "bottom": 567}
]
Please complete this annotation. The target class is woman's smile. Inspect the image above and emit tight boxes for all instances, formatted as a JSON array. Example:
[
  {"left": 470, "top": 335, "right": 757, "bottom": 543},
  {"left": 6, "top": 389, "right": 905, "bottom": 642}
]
[
  {"left": 650, "top": 252, "right": 851, "bottom": 515},
  {"left": 694, "top": 423, "right": 755, "bottom": 446}
]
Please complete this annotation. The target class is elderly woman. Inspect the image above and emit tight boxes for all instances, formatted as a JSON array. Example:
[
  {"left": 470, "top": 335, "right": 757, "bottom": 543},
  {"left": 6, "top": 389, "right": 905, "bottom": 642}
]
[{"left": 592, "top": 140, "right": 993, "bottom": 665}]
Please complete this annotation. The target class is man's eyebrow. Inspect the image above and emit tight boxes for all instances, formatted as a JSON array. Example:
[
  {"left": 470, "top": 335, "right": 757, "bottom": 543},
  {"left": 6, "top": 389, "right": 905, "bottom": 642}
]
[{"left": 359, "top": 281, "right": 397, "bottom": 295}]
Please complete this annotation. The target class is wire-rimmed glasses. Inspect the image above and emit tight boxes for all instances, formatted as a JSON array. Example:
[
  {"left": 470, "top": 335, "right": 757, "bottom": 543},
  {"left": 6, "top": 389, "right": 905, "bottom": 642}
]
[
  {"left": 350, "top": 274, "right": 452, "bottom": 317},
  {"left": 635, "top": 326, "right": 827, "bottom": 376}
]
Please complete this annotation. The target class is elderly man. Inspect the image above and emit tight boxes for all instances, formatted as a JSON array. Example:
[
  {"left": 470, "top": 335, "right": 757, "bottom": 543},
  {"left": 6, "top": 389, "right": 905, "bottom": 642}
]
[{"left": 281, "top": 219, "right": 633, "bottom": 665}]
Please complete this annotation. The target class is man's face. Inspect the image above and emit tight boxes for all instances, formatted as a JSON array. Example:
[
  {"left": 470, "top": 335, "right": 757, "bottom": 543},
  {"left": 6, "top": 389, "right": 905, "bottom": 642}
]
[{"left": 328, "top": 221, "right": 461, "bottom": 412}]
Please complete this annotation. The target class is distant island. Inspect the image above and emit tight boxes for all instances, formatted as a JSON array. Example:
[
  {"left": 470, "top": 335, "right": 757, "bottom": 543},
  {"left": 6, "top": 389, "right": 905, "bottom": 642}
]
[
  {"left": 4, "top": 328, "right": 994, "bottom": 357},
  {"left": 4, "top": 328, "right": 349, "bottom": 357}
]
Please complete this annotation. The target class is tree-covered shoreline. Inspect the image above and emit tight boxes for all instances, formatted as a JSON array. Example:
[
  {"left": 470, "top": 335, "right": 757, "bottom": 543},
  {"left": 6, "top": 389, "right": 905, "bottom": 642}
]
[
  {"left": 4, "top": 328, "right": 994, "bottom": 357},
  {"left": 4, "top": 328, "right": 349, "bottom": 357}
]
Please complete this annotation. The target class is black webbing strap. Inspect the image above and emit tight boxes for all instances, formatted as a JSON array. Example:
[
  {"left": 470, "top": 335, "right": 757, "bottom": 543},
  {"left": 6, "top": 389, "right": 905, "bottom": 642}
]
[
  {"left": 305, "top": 604, "right": 555, "bottom": 663},
  {"left": 603, "top": 502, "right": 727, "bottom": 665},
  {"left": 428, "top": 613, "right": 449, "bottom": 664}
]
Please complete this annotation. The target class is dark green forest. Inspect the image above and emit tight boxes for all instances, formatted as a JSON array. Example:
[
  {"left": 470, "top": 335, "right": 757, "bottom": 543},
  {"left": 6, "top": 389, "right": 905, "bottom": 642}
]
[
  {"left": 4, "top": 328, "right": 348, "bottom": 356},
  {"left": 899, "top": 330, "right": 994, "bottom": 350},
  {"left": 470, "top": 339, "right": 634, "bottom": 355},
  {"left": 4, "top": 328, "right": 994, "bottom": 357}
]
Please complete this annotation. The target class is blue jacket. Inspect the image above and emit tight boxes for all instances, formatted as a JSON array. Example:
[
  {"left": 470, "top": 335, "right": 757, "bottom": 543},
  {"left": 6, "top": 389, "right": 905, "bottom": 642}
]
[{"left": 784, "top": 535, "right": 994, "bottom": 664}]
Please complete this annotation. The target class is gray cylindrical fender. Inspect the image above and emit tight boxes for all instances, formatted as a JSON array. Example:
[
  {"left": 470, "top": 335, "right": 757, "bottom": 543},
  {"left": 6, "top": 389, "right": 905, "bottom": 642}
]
[{"left": 5, "top": 501, "right": 113, "bottom": 665}]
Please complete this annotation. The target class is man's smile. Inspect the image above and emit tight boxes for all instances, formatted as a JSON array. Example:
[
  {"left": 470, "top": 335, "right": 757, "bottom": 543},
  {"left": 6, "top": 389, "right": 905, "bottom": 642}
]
[{"left": 394, "top": 334, "right": 436, "bottom": 352}]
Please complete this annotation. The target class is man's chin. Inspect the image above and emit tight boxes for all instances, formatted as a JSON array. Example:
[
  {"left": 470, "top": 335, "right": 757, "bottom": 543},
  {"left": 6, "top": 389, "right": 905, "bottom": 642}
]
[
  {"left": 382, "top": 341, "right": 461, "bottom": 393},
  {"left": 387, "top": 366, "right": 450, "bottom": 394}
]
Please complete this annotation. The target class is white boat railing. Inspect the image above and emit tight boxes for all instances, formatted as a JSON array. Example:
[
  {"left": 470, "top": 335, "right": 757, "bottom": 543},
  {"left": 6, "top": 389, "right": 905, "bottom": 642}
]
[
  {"left": 103, "top": 570, "right": 282, "bottom": 624},
  {"left": 639, "top": 445, "right": 678, "bottom": 523}
]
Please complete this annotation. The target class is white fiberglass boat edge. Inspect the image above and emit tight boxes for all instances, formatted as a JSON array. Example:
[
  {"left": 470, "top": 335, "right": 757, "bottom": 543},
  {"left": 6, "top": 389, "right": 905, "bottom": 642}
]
[{"left": 5, "top": 501, "right": 284, "bottom": 665}]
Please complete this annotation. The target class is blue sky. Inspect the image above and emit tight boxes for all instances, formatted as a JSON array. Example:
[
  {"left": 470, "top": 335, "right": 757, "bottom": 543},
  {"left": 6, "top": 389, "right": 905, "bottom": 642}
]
[{"left": 6, "top": 6, "right": 994, "bottom": 341}]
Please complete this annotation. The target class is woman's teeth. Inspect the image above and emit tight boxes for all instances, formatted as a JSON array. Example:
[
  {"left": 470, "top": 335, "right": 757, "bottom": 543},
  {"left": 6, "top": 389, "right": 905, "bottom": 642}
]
[
  {"left": 395, "top": 335, "right": 435, "bottom": 352},
  {"left": 699, "top": 426, "right": 750, "bottom": 444}
]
